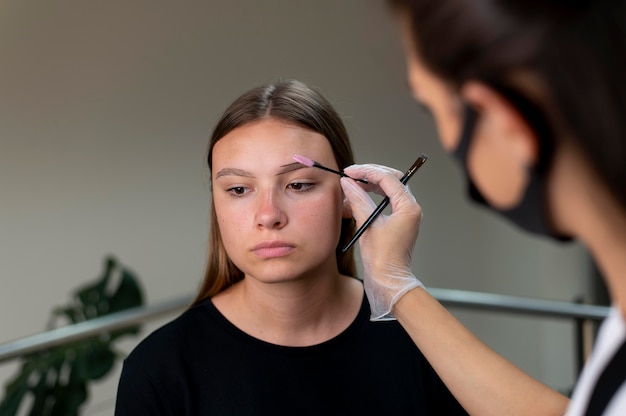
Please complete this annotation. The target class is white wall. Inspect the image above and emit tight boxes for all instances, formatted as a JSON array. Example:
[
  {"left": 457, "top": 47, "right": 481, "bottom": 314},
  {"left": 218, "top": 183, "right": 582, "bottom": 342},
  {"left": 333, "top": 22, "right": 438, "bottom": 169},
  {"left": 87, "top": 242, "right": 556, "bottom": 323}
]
[{"left": 0, "top": 0, "right": 589, "bottom": 413}]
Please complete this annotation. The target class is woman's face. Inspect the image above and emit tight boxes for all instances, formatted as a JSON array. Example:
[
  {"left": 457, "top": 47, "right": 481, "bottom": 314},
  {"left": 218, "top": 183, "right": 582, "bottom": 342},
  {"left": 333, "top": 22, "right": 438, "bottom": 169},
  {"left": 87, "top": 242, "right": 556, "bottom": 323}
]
[
  {"left": 394, "top": 19, "right": 462, "bottom": 152},
  {"left": 400, "top": 22, "right": 532, "bottom": 209},
  {"left": 211, "top": 118, "right": 348, "bottom": 285}
]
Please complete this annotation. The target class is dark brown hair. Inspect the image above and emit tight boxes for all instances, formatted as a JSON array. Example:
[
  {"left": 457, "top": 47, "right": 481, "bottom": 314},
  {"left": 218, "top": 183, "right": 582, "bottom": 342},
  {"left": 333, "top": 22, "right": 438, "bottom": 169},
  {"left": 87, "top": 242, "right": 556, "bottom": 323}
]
[
  {"left": 192, "top": 79, "right": 357, "bottom": 305},
  {"left": 389, "top": 0, "right": 626, "bottom": 211}
]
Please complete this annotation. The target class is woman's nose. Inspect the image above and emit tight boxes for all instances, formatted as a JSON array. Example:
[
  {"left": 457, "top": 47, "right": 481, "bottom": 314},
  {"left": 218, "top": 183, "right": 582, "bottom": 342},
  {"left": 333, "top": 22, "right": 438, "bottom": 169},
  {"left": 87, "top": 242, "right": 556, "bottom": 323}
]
[{"left": 254, "top": 190, "right": 287, "bottom": 229}]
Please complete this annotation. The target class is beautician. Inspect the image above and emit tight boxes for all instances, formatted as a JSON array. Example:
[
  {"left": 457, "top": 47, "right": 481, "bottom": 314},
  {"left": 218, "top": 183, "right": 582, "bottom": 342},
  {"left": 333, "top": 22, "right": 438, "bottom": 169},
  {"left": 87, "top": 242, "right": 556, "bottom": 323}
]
[{"left": 341, "top": 1, "right": 626, "bottom": 415}]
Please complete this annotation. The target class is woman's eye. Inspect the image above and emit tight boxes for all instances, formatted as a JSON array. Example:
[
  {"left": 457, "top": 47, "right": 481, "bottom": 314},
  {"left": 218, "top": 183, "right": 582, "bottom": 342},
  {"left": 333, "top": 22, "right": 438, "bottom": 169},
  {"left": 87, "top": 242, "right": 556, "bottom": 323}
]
[
  {"left": 287, "top": 182, "right": 314, "bottom": 192},
  {"left": 226, "top": 186, "right": 248, "bottom": 196}
]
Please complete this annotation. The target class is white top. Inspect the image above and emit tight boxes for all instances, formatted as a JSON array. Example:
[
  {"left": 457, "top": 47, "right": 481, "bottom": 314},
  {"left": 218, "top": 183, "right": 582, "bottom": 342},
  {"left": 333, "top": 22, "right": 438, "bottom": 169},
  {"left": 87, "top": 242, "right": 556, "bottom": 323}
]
[{"left": 567, "top": 306, "right": 626, "bottom": 415}]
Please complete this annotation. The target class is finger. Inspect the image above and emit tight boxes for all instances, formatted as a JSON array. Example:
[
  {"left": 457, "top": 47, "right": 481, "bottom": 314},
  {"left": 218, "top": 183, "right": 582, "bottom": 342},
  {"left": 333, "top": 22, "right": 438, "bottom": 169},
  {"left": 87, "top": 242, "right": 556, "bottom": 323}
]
[
  {"left": 343, "top": 164, "right": 404, "bottom": 196},
  {"left": 344, "top": 164, "right": 404, "bottom": 181},
  {"left": 345, "top": 164, "right": 416, "bottom": 209},
  {"left": 340, "top": 177, "right": 377, "bottom": 225}
]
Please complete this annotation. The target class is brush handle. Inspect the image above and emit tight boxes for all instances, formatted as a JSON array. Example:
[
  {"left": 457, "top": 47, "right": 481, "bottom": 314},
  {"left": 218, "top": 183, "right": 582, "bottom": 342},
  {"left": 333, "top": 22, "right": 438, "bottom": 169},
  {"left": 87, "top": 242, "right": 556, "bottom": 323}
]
[
  {"left": 341, "top": 154, "right": 428, "bottom": 253},
  {"left": 314, "top": 163, "right": 369, "bottom": 184}
]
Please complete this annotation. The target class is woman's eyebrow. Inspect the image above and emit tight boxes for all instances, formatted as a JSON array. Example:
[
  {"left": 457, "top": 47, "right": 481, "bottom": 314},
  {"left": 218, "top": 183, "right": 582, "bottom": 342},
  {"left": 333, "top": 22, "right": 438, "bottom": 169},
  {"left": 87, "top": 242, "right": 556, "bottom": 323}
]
[
  {"left": 215, "top": 168, "right": 253, "bottom": 179},
  {"left": 277, "top": 162, "right": 307, "bottom": 175},
  {"left": 214, "top": 163, "right": 307, "bottom": 179}
]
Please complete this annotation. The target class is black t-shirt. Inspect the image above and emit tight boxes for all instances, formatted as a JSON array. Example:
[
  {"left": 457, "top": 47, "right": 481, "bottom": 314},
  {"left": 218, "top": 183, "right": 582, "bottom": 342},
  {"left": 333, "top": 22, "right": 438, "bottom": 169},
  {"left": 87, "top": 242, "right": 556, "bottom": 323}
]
[{"left": 115, "top": 293, "right": 467, "bottom": 415}]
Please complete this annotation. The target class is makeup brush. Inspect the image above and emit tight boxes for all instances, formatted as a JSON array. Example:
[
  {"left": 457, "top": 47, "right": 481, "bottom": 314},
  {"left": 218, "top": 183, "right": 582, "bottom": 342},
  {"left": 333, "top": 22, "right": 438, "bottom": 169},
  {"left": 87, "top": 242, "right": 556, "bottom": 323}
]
[
  {"left": 341, "top": 153, "right": 429, "bottom": 253},
  {"left": 292, "top": 155, "right": 369, "bottom": 184}
]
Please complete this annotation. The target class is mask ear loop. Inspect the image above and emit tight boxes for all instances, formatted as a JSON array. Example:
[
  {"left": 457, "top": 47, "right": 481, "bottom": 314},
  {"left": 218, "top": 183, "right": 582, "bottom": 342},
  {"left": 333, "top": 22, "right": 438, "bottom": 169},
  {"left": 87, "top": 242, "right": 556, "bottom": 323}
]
[
  {"left": 453, "top": 103, "right": 479, "bottom": 163},
  {"left": 452, "top": 103, "right": 491, "bottom": 206}
]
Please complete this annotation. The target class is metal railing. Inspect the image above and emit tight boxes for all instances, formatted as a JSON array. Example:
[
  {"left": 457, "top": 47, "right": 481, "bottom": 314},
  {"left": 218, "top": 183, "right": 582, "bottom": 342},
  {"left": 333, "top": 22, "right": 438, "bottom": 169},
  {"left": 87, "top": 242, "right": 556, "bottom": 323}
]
[
  {"left": 0, "top": 295, "right": 193, "bottom": 364},
  {"left": 0, "top": 288, "right": 611, "bottom": 365},
  {"left": 428, "top": 288, "right": 609, "bottom": 320}
]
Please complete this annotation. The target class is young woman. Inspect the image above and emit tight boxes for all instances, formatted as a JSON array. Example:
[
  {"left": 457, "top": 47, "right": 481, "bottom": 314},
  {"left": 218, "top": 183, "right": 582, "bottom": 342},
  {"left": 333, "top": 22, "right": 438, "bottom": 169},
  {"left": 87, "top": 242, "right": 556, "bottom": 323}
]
[
  {"left": 114, "top": 79, "right": 467, "bottom": 415},
  {"left": 340, "top": 1, "right": 626, "bottom": 415}
]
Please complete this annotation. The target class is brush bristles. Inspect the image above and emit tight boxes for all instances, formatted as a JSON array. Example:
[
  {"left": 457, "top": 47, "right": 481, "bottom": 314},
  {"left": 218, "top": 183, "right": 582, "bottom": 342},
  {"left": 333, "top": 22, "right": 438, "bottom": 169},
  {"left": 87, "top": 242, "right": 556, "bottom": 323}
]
[
  {"left": 292, "top": 154, "right": 315, "bottom": 167},
  {"left": 292, "top": 154, "right": 368, "bottom": 184}
]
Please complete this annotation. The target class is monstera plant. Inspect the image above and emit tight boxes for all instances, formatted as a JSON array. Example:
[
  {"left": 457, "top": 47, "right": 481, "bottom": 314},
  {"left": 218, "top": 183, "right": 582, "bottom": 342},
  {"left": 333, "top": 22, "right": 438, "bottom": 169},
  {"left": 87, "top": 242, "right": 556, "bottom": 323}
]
[{"left": 0, "top": 256, "right": 144, "bottom": 416}]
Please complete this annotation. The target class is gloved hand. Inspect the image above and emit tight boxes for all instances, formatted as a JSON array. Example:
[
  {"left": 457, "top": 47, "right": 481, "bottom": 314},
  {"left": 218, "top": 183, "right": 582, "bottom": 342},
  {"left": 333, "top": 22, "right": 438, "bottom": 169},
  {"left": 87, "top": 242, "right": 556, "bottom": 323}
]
[{"left": 340, "top": 164, "right": 424, "bottom": 321}]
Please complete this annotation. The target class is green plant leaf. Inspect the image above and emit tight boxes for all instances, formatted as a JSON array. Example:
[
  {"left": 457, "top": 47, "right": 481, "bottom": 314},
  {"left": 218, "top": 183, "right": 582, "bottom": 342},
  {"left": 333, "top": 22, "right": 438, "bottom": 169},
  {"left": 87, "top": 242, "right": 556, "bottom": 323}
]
[
  {"left": 3, "top": 361, "right": 34, "bottom": 398},
  {"left": 83, "top": 342, "right": 115, "bottom": 381},
  {"left": 0, "top": 381, "right": 29, "bottom": 416},
  {"left": 54, "top": 306, "right": 81, "bottom": 324},
  {"left": 28, "top": 371, "right": 50, "bottom": 415},
  {"left": 49, "top": 383, "right": 86, "bottom": 416},
  {"left": 0, "top": 256, "right": 145, "bottom": 415},
  {"left": 108, "top": 270, "right": 143, "bottom": 313},
  {"left": 76, "top": 257, "right": 115, "bottom": 308}
]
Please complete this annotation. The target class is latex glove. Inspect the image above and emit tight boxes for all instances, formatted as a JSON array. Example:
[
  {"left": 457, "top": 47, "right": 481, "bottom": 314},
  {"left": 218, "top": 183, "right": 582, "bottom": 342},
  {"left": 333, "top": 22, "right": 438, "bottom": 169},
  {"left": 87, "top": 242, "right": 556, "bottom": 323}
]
[{"left": 340, "top": 164, "right": 424, "bottom": 321}]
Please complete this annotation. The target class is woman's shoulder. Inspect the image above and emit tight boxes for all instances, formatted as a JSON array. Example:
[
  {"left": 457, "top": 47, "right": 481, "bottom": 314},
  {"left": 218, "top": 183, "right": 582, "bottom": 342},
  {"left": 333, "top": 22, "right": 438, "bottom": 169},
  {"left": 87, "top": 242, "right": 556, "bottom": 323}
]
[{"left": 123, "top": 298, "right": 216, "bottom": 366}]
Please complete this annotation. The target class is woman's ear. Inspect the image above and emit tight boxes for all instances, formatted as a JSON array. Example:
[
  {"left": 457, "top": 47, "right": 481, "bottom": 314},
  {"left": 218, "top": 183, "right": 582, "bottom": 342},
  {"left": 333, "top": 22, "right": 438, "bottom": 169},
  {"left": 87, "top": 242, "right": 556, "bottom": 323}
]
[{"left": 461, "top": 81, "right": 539, "bottom": 167}]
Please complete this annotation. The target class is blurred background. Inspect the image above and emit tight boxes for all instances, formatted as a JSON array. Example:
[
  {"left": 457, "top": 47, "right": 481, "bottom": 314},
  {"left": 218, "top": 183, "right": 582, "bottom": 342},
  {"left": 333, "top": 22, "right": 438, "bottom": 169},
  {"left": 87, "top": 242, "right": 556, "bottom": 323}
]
[{"left": 1, "top": 0, "right": 594, "bottom": 413}]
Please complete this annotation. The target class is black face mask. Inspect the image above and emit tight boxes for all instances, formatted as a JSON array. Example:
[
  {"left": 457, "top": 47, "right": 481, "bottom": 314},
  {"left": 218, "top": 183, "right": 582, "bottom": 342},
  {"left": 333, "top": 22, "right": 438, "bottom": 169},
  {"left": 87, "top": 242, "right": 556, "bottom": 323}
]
[{"left": 452, "top": 85, "right": 571, "bottom": 242}]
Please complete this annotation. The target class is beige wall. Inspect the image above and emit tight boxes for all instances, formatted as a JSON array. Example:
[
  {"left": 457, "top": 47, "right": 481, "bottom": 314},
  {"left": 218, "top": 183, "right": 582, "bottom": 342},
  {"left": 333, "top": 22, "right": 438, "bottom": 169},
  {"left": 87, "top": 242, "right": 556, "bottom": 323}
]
[{"left": 0, "top": 0, "right": 588, "bottom": 413}]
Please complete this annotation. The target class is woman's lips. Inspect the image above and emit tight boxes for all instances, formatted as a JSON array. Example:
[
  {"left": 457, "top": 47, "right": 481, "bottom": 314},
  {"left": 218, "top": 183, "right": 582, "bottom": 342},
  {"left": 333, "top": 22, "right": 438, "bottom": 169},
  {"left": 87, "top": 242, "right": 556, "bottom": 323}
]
[{"left": 252, "top": 241, "right": 295, "bottom": 258}]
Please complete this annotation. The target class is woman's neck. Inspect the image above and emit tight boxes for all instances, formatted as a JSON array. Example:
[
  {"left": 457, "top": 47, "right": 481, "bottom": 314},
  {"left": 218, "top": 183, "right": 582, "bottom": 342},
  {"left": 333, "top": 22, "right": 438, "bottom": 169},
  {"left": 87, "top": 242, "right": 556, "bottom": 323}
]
[
  {"left": 553, "top": 143, "right": 626, "bottom": 315},
  {"left": 580, "top": 198, "right": 626, "bottom": 315},
  {"left": 212, "top": 272, "right": 363, "bottom": 347}
]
